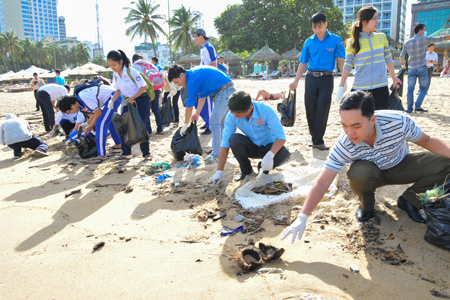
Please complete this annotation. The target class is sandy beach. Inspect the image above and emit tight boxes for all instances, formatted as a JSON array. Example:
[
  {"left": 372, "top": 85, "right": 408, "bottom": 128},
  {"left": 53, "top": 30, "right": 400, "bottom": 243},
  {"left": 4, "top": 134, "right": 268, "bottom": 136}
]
[{"left": 0, "top": 76, "right": 449, "bottom": 300}]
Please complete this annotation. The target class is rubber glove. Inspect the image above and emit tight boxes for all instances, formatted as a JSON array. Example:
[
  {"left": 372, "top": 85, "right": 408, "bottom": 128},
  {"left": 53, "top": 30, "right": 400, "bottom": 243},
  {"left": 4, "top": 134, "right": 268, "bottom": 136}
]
[
  {"left": 336, "top": 82, "right": 347, "bottom": 102},
  {"left": 261, "top": 151, "right": 274, "bottom": 171},
  {"left": 210, "top": 170, "right": 223, "bottom": 184},
  {"left": 401, "top": 64, "right": 406, "bottom": 69},
  {"left": 107, "top": 100, "right": 114, "bottom": 109},
  {"left": 280, "top": 213, "right": 308, "bottom": 244},
  {"left": 180, "top": 123, "right": 189, "bottom": 136},
  {"left": 79, "top": 122, "right": 89, "bottom": 130}
]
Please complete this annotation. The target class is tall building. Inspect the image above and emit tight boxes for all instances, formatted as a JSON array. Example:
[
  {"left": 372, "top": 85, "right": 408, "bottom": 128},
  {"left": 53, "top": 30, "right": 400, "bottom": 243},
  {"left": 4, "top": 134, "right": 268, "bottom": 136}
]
[
  {"left": 58, "top": 16, "right": 66, "bottom": 40},
  {"left": 192, "top": 11, "right": 204, "bottom": 30},
  {"left": 0, "top": 0, "right": 59, "bottom": 41},
  {"left": 410, "top": 0, "right": 450, "bottom": 37},
  {"left": 334, "top": 0, "right": 407, "bottom": 44}
]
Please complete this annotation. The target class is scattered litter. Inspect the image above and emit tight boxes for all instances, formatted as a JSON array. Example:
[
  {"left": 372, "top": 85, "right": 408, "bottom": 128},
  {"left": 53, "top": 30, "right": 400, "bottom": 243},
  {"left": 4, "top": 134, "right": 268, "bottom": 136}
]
[
  {"left": 40, "top": 167, "right": 51, "bottom": 171},
  {"left": 118, "top": 169, "right": 124, "bottom": 174},
  {"left": 93, "top": 241, "right": 105, "bottom": 251},
  {"left": 236, "top": 245, "right": 265, "bottom": 271},
  {"left": 300, "top": 293, "right": 326, "bottom": 300},
  {"left": 274, "top": 215, "right": 285, "bottom": 221},
  {"left": 342, "top": 274, "right": 349, "bottom": 278},
  {"left": 388, "top": 233, "right": 395, "bottom": 240},
  {"left": 65, "top": 189, "right": 81, "bottom": 198},
  {"left": 142, "top": 162, "right": 171, "bottom": 175},
  {"left": 252, "top": 181, "right": 292, "bottom": 195},
  {"left": 134, "top": 211, "right": 140, "bottom": 214},
  {"left": 235, "top": 214, "right": 246, "bottom": 222},
  {"left": 213, "top": 212, "right": 226, "bottom": 221},
  {"left": 221, "top": 225, "right": 244, "bottom": 236},
  {"left": 259, "top": 243, "right": 285, "bottom": 261},
  {"left": 177, "top": 153, "right": 203, "bottom": 169},
  {"left": 258, "top": 268, "right": 283, "bottom": 274},
  {"left": 124, "top": 186, "right": 133, "bottom": 193},
  {"left": 174, "top": 182, "right": 180, "bottom": 187},
  {"left": 29, "top": 165, "right": 39, "bottom": 168},
  {"left": 350, "top": 264, "right": 359, "bottom": 272},
  {"left": 430, "top": 288, "right": 450, "bottom": 299},
  {"left": 154, "top": 189, "right": 163, "bottom": 195},
  {"left": 155, "top": 173, "right": 173, "bottom": 183}
]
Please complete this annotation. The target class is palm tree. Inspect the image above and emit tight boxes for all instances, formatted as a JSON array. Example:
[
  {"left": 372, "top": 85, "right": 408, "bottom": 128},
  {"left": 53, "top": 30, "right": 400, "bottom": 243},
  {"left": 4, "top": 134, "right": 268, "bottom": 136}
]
[
  {"left": 76, "top": 43, "right": 90, "bottom": 65},
  {"left": 32, "top": 39, "right": 49, "bottom": 68},
  {"left": 124, "top": 0, "right": 166, "bottom": 57},
  {"left": 0, "top": 29, "right": 23, "bottom": 71},
  {"left": 169, "top": 5, "right": 201, "bottom": 55},
  {"left": 48, "top": 43, "right": 65, "bottom": 70},
  {"left": 19, "top": 37, "right": 35, "bottom": 68},
  {"left": 67, "top": 46, "right": 78, "bottom": 67}
]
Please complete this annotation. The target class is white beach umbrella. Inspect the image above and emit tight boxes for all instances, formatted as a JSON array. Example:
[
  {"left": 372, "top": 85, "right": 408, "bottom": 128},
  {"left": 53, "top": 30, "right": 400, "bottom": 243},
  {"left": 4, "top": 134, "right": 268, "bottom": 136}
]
[
  {"left": 39, "top": 71, "right": 57, "bottom": 78},
  {"left": 68, "top": 67, "right": 98, "bottom": 76}
]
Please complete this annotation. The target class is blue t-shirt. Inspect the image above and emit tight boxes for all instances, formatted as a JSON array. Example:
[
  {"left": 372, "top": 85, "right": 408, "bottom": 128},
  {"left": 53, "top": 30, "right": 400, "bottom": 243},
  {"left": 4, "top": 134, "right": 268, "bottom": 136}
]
[
  {"left": 299, "top": 30, "right": 345, "bottom": 72},
  {"left": 55, "top": 76, "right": 65, "bottom": 85},
  {"left": 221, "top": 101, "right": 286, "bottom": 148},
  {"left": 154, "top": 63, "right": 163, "bottom": 71},
  {"left": 185, "top": 66, "right": 231, "bottom": 108},
  {"left": 218, "top": 63, "right": 228, "bottom": 74}
]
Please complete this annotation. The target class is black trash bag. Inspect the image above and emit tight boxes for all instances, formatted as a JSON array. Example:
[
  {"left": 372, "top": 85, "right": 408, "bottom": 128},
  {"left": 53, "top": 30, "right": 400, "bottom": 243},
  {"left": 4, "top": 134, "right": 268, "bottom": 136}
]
[
  {"left": 388, "top": 87, "right": 405, "bottom": 111},
  {"left": 112, "top": 103, "right": 149, "bottom": 147},
  {"left": 171, "top": 122, "right": 203, "bottom": 161},
  {"left": 390, "top": 68, "right": 406, "bottom": 98},
  {"left": 277, "top": 90, "right": 296, "bottom": 127},
  {"left": 74, "top": 130, "right": 97, "bottom": 159},
  {"left": 423, "top": 199, "right": 450, "bottom": 250},
  {"left": 160, "top": 98, "right": 175, "bottom": 125}
]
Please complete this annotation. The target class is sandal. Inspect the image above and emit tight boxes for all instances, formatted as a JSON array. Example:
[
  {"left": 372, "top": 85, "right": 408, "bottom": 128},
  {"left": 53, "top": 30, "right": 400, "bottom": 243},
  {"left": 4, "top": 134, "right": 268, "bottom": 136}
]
[
  {"left": 143, "top": 154, "right": 153, "bottom": 161},
  {"left": 115, "top": 154, "right": 133, "bottom": 161},
  {"left": 108, "top": 146, "right": 122, "bottom": 152},
  {"left": 87, "top": 158, "right": 106, "bottom": 164}
]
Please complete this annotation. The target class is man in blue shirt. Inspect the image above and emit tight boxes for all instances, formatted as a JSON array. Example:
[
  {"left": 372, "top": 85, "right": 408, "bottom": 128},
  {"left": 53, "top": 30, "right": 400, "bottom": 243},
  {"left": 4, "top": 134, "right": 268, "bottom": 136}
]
[
  {"left": 217, "top": 56, "right": 229, "bottom": 75},
  {"left": 289, "top": 13, "right": 345, "bottom": 151},
  {"left": 168, "top": 64, "right": 235, "bottom": 162},
  {"left": 151, "top": 56, "right": 163, "bottom": 71},
  {"left": 210, "top": 91, "right": 291, "bottom": 183},
  {"left": 54, "top": 69, "right": 65, "bottom": 85}
]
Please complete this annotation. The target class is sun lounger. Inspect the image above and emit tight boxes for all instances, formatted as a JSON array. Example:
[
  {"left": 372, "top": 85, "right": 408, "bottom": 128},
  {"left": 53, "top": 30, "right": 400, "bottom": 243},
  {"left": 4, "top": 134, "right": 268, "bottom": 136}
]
[{"left": 269, "top": 71, "right": 280, "bottom": 79}]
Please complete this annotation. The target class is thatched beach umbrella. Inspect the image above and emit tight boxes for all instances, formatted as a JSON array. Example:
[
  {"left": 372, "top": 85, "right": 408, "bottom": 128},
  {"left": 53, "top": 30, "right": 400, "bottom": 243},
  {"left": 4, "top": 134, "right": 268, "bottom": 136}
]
[
  {"left": 218, "top": 46, "right": 243, "bottom": 63},
  {"left": 177, "top": 53, "right": 201, "bottom": 65},
  {"left": 249, "top": 42, "right": 282, "bottom": 74},
  {"left": 281, "top": 47, "right": 301, "bottom": 61},
  {"left": 244, "top": 51, "right": 256, "bottom": 63},
  {"left": 429, "top": 19, "right": 450, "bottom": 56}
]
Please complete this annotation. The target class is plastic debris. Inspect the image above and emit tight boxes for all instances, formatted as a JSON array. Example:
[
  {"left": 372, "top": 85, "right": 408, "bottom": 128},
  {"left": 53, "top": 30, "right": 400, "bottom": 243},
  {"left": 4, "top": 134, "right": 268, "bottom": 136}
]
[
  {"left": 178, "top": 153, "right": 203, "bottom": 169},
  {"left": 220, "top": 225, "right": 244, "bottom": 236},
  {"left": 155, "top": 173, "right": 173, "bottom": 184},
  {"left": 65, "top": 189, "right": 81, "bottom": 198},
  {"left": 235, "top": 214, "right": 246, "bottom": 222},
  {"left": 142, "top": 162, "right": 171, "bottom": 175},
  {"left": 258, "top": 268, "right": 283, "bottom": 274},
  {"left": 350, "top": 264, "right": 359, "bottom": 272},
  {"left": 93, "top": 241, "right": 105, "bottom": 251}
]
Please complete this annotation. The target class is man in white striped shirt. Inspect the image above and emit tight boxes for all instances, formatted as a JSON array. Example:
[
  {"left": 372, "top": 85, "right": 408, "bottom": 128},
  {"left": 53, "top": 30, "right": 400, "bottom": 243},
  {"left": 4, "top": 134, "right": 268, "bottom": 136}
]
[{"left": 281, "top": 91, "right": 450, "bottom": 244}]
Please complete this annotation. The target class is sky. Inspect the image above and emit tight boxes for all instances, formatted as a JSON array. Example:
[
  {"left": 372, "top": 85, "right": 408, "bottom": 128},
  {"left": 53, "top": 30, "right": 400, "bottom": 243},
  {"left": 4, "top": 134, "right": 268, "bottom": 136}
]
[{"left": 57, "top": 0, "right": 242, "bottom": 57}]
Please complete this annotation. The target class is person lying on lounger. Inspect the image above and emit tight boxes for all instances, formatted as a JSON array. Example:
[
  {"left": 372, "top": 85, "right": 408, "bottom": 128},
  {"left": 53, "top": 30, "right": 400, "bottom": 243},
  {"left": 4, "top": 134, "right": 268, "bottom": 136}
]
[{"left": 255, "top": 90, "right": 285, "bottom": 101}]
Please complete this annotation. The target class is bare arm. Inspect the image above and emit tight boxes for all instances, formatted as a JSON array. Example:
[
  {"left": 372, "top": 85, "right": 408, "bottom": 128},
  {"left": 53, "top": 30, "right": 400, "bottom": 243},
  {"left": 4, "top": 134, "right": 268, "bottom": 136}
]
[
  {"left": 386, "top": 61, "right": 401, "bottom": 88},
  {"left": 110, "top": 90, "right": 122, "bottom": 103},
  {"left": 84, "top": 109, "right": 102, "bottom": 135},
  {"left": 217, "top": 147, "right": 230, "bottom": 171},
  {"left": 191, "top": 97, "right": 206, "bottom": 122},
  {"left": 337, "top": 58, "right": 345, "bottom": 76},
  {"left": 414, "top": 132, "right": 450, "bottom": 159},
  {"left": 300, "top": 168, "right": 338, "bottom": 216},
  {"left": 184, "top": 106, "right": 194, "bottom": 125},
  {"left": 289, "top": 63, "right": 308, "bottom": 90},
  {"left": 270, "top": 139, "right": 285, "bottom": 155}
]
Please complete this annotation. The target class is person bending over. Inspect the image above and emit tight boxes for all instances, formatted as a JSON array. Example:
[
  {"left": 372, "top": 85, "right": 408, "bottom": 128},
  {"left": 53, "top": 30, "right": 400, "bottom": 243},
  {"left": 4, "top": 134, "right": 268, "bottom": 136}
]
[
  {"left": 210, "top": 91, "right": 291, "bottom": 183},
  {"left": 281, "top": 90, "right": 450, "bottom": 244}
]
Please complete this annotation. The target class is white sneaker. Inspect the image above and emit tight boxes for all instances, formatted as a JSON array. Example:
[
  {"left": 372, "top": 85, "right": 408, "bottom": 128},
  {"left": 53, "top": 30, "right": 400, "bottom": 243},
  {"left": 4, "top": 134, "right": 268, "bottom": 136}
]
[{"left": 33, "top": 149, "right": 49, "bottom": 157}]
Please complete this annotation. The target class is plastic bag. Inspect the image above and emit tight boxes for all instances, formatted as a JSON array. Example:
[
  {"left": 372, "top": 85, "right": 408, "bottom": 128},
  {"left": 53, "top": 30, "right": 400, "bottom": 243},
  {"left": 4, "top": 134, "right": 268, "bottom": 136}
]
[
  {"left": 171, "top": 122, "right": 203, "bottom": 161},
  {"left": 74, "top": 130, "right": 97, "bottom": 159},
  {"left": 112, "top": 103, "right": 149, "bottom": 147},
  {"left": 160, "top": 98, "right": 175, "bottom": 125},
  {"left": 390, "top": 68, "right": 406, "bottom": 98},
  {"left": 277, "top": 90, "right": 296, "bottom": 127},
  {"left": 423, "top": 199, "right": 450, "bottom": 250},
  {"left": 388, "top": 88, "right": 405, "bottom": 111}
]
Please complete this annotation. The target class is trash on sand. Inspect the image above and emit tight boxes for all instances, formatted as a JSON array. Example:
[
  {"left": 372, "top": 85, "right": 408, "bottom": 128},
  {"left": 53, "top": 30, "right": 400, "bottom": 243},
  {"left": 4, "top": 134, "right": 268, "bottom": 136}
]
[
  {"left": 252, "top": 181, "right": 293, "bottom": 195},
  {"left": 300, "top": 293, "right": 327, "bottom": 300},
  {"left": 29, "top": 165, "right": 39, "bottom": 168},
  {"left": 93, "top": 241, "right": 105, "bottom": 251},
  {"left": 65, "top": 189, "right": 81, "bottom": 198},
  {"left": 236, "top": 245, "right": 265, "bottom": 271},
  {"left": 174, "top": 182, "right": 180, "bottom": 187},
  {"left": 430, "top": 289, "right": 450, "bottom": 299},
  {"left": 259, "top": 243, "right": 285, "bottom": 261},
  {"left": 213, "top": 212, "right": 226, "bottom": 221},
  {"left": 124, "top": 186, "right": 133, "bottom": 193},
  {"left": 274, "top": 215, "right": 285, "bottom": 221},
  {"left": 221, "top": 225, "right": 244, "bottom": 236},
  {"left": 155, "top": 173, "right": 173, "bottom": 183},
  {"left": 142, "top": 162, "right": 171, "bottom": 175},
  {"left": 350, "top": 264, "right": 359, "bottom": 272},
  {"left": 258, "top": 268, "right": 283, "bottom": 274},
  {"left": 235, "top": 214, "right": 246, "bottom": 222}
]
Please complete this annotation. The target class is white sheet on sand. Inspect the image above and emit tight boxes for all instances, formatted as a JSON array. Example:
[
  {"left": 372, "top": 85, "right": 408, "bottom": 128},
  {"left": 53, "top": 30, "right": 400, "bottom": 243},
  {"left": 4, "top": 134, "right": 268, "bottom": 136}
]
[{"left": 235, "top": 159, "right": 337, "bottom": 210}]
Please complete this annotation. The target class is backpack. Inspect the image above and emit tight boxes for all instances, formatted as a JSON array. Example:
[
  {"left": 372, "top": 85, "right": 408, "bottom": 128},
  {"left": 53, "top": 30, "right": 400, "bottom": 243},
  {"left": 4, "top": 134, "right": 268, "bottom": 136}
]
[
  {"left": 134, "top": 61, "right": 164, "bottom": 90},
  {"left": 73, "top": 78, "right": 103, "bottom": 111}
]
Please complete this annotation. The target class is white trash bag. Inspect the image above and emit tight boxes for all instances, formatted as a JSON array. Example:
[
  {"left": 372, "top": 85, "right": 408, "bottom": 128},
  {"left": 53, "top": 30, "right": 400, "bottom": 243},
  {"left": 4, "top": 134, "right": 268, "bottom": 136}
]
[{"left": 235, "top": 159, "right": 337, "bottom": 210}]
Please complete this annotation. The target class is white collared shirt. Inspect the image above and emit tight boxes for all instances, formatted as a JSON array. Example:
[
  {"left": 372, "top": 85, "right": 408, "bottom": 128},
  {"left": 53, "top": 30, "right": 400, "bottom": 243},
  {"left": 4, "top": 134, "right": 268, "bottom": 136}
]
[
  {"left": 55, "top": 111, "right": 85, "bottom": 125},
  {"left": 77, "top": 85, "right": 117, "bottom": 112},
  {"left": 39, "top": 84, "right": 67, "bottom": 100},
  {"left": 426, "top": 51, "right": 438, "bottom": 67},
  {"left": 112, "top": 66, "right": 147, "bottom": 98}
]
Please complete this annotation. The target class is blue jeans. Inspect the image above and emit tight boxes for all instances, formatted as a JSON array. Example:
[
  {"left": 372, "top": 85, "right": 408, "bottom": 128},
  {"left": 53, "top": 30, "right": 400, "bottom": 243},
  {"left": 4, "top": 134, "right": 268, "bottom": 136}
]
[
  {"left": 195, "top": 96, "right": 213, "bottom": 129},
  {"left": 407, "top": 67, "right": 429, "bottom": 111},
  {"left": 211, "top": 86, "right": 236, "bottom": 156}
]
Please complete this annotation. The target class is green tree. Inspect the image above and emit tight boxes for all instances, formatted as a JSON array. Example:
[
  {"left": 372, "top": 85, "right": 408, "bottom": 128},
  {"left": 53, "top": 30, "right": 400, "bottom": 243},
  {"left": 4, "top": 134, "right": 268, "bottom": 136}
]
[
  {"left": 76, "top": 43, "right": 91, "bottom": 65},
  {"left": 19, "top": 37, "right": 35, "bottom": 69},
  {"left": 0, "top": 29, "right": 23, "bottom": 71},
  {"left": 48, "top": 43, "right": 65, "bottom": 70},
  {"left": 31, "top": 39, "right": 49, "bottom": 68},
  {"left": 124, "top": 0, "right": 166, "bottom": 57},
  {"left": 169, "top": 5, "right": 201, "bottom": 55},
  {"left": 67, "top": 46, "right": 78, "bottom": 67},
  {"left": 92, "top": 54, "right": 108, "bottom": 67}
]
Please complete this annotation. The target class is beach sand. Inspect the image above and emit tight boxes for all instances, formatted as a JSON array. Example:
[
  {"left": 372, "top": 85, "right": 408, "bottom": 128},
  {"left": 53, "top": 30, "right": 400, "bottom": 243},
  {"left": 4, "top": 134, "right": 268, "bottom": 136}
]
[{"left": 0, "top": 77, "right": 449, "bottom": 300}]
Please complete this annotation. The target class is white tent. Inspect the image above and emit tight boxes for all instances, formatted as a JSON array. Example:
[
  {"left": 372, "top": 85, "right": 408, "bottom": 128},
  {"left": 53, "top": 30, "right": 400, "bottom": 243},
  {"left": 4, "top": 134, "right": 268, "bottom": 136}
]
[
  {"left": 0, "top": 71, "right": 16, "bottom": 81},
  {"left": 68, "top": 67, "right": 98, "bottom": 76},
  {"left": 77, "top": 62, "right": 107, "bottom": 72},
  {"left": 39, "top": 71, "right": 57, "bottom": 78},
  {"left": 10, "top": 65, "right": 50, "bottom": 80}
]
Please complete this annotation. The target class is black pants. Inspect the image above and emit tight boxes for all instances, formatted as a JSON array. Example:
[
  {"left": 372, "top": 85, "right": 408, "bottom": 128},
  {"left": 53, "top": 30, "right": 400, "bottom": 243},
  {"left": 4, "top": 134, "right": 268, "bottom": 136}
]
[
  {"left": 229, "top": 133, "right": 291, "bottom": 174},
  {"left": 36, "top": 90, "right": 55, "bottom": 132},
  {"left": 60, "top": 119, "right": 75, "bottom": 135},
  {"left": 304, "top": 74, "right": 333, "bottom": 145},
  {"left": 351, "top": 86, "right": 389, "bottom": 110},
  {"left": 33, "top": 90, "right": 40, "bottom": 111},
  {"left": 8, "top": 137, "right": 48, "bottom": 156},
  {"left": 163, "top": 91, "right": 180, "bottom": 123},
  {"left": 427, "top": 67, "right": 434, "bottom": 91}
]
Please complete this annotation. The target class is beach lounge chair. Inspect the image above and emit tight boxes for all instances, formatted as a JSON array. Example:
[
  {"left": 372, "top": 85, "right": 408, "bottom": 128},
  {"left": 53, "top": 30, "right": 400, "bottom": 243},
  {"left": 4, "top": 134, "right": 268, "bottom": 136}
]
[
  {"left": 269, "top": 71, "right": 280, "bottom": 79},
  {"left": 252, "top": 72, "right": 263, "bottom": 79}
]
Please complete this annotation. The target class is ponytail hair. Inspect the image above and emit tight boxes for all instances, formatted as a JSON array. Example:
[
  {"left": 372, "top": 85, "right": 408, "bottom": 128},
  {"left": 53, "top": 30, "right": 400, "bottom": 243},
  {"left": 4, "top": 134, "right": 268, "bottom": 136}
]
[
  {"left": 106, "top": 49, "right": 131, "bottom": 69},
  {"left": 347, "top": 6, "right": 377, "bottom": 54}
]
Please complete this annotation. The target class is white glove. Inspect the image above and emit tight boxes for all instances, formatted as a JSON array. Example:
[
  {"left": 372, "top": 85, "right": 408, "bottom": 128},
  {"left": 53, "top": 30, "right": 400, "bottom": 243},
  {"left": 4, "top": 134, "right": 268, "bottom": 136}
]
[
  {"left": 401, "top": 64, "right": 406, "bottom": 69},
  {"left": 180, "top": 124, "right": 189, "bottom": 136},
  {"left": 280, "top": 213, "right": 308, "bottom": 244},
  {"left": 79, "top": 122, "right": 89, "bottom": 130},
  {"left": 210, "top": 170, "right": 223, "bottom": 184},
  {"left": 336, "top": 85, "right": 345, "bottom": 102},
  {"left": 261, "top": 151, "right": 274, "bottom": 171},
  {"left": 108, "top": 100, "right": 115, "bottom": 109}
]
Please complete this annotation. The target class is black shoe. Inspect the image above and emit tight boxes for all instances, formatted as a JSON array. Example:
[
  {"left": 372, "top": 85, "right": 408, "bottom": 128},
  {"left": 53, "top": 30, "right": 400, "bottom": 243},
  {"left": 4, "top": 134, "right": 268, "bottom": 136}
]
[
  {"left": 257, "top": 162, "right": 269, "bottom": 175},
  {"left": 156, "top": 130, "right": 164, "bottom": 135},
  {"left": 415, "top": 108, "right": 428, "bottom": 112},
  {"left": 234, "top": 170, "right": 254, "bottom": 181},
  {"left": 312, "top": 144, "right": 330, "bottom": 151},
  {"left": 356, "top": 206, "right": 374, "bottom": 222},
  {"left": 201, "top": 129, "right": 211, "bottom": 135},
  {"left": 200, "top": 125, "right": 207, "bottom": 129},
  {"left": 397, "top": 196, "right": 426, "bottom": 223},
  {"left": 406, "top": 109, "right": 413, "bottom": 113}
]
